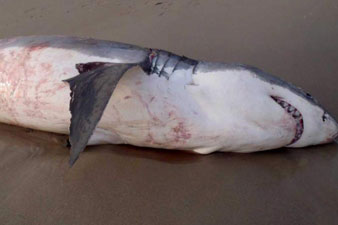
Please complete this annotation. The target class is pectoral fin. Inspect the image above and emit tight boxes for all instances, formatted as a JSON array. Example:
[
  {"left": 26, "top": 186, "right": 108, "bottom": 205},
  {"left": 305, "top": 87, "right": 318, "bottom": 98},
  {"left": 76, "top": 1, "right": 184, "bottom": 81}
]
[{"left": 64, "top": 63, "right": 136, "bottom": 166}]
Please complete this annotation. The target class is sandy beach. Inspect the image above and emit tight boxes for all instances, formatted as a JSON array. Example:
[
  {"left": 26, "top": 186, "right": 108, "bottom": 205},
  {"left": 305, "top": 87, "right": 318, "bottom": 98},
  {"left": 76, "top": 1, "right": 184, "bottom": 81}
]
[{"left": 0, "top": 1, "right": 337, "bottom": 224}]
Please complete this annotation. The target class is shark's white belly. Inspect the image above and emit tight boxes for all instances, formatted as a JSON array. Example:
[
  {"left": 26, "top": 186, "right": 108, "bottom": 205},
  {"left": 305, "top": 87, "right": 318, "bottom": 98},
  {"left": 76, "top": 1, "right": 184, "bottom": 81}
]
[{"left": 97, "top": 67, "right": 297, "bottom": 153}]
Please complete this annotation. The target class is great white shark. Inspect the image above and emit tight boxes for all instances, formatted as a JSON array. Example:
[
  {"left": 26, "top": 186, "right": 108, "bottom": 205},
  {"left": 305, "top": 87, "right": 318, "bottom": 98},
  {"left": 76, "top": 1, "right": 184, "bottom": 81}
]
[{"left": 0, "top": 36, "right": 337, "bottom": 166}]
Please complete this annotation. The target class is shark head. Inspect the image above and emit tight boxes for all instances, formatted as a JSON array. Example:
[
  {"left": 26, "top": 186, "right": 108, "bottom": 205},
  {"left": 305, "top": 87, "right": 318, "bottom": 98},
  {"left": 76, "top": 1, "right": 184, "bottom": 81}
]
[
  {"left": 244, "top": 64, "right": 338, "bottom": 148},
  {"left": 193, "top": 61, "right": 338, "bottom": 149},
  {"left": 191, "top": 61, "right": 338, "bottom": 150}
]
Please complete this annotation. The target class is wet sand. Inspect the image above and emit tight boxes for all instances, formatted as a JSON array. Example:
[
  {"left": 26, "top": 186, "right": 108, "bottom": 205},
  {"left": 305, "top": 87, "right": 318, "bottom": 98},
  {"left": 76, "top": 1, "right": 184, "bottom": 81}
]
[{"left": 0, "top": 1, "right": 337, "bottom": 225}]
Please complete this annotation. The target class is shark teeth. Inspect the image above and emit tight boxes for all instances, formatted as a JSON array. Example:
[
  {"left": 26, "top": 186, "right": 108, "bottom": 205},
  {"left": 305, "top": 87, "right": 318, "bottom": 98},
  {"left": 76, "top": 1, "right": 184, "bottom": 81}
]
[{"left": 271, "top": 96, "right": 304, "bottom": 145}]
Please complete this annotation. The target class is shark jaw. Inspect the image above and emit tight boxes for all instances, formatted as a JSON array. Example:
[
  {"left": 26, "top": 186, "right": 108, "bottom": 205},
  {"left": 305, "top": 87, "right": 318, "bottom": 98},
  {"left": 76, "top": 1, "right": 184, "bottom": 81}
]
[{"left": 271, "top": 96, "right": 304, "bottom": 145}]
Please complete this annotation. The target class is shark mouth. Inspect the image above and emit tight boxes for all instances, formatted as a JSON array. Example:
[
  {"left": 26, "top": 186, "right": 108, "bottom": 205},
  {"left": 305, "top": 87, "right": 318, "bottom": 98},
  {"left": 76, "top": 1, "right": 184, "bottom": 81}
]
[{"left": 271, "top": 96, "right": 304, "bottom": 145}]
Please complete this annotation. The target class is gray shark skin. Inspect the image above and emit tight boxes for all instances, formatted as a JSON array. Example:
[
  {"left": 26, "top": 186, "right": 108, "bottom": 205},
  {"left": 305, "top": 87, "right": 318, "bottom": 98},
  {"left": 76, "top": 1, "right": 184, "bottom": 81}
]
[{"left": 0, "top": 36, "right": 149, "bottom": 63}]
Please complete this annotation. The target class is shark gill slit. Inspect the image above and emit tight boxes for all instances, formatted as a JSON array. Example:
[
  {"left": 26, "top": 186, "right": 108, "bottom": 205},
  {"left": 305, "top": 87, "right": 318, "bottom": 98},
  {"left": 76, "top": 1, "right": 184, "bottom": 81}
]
[{"left": 270, "top": 96, "right": 304, "bottom": 145}]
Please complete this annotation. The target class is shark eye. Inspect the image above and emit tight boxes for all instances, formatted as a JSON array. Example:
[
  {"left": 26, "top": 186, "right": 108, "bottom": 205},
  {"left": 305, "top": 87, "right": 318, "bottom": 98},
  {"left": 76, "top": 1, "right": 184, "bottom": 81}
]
[
  {"left": 322, "top": 113, "right": 328, "bottom": 122},
  {"left": 306, "top": 92, "right": 313, "bottom": 99}
]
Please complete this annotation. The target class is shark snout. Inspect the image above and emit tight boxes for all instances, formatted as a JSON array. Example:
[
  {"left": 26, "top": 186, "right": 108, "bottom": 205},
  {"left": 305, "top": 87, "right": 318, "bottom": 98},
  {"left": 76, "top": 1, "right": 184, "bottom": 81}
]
[
  {"left": 329, "top": 114, "right": 338, "bottom": 144},
  {"left": 333, "top": 120, "right": 338, "bottom": 144},
  {"left": 334, "top": 133, "right": 338, "bottom": 144}
]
